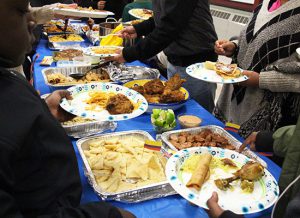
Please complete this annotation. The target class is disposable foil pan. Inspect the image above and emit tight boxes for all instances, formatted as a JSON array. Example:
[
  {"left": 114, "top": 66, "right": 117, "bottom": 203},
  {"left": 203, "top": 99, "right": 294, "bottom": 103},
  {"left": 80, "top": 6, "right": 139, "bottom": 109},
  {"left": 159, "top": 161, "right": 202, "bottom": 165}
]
[
  {"left": 161, "top": 125, "right": 267, "bottom": 168},
  {"left": 107, "top": 64, "right": 160, "bottom": 83},
  {"left": 62, "top": 121, "right": 117, "bottom": 138},
  {"left": 42, "top": 66, "right": 113, "bottom": 88},
  {"left": 48, "top": 42, "right": 83, "bottom": 50},
  {"left": 76, "top": 130, "right": 176, "bottom": 202}
]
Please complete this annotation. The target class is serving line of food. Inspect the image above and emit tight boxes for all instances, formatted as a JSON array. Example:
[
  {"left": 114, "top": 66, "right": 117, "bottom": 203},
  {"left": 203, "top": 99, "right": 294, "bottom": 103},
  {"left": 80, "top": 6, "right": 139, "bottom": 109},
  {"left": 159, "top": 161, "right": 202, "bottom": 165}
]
[{"left": 33, "top": 21, "right": 281, "bottom": 218}]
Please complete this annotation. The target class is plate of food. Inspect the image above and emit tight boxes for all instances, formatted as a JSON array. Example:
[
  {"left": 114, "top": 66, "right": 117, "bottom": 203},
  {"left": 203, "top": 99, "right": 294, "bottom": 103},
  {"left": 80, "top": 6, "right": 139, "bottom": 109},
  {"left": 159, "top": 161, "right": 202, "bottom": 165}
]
[
  {"left": 186, "top": 61, "right": 248, "bottom": 84},
  {"left": 54, "top": 5, "right": 114, "bottom": 18},
  {"left": 166, "top": 147, "right": 279, "bottom": 214},
  {"left": 77, "top": 130, "right": 175, "bottom": 202},
  {"left": 123, "top": 74, "right": 189, "bottom": 113},
  {"left": 44, "top": 25, "right": 75, "bottom": 34},
  {"left": 83, "top": 46, "right": 123, "bottom": 57},
  {"left": 161, "top": 125, "right": 267, "bottom": 168},
  {"left": 48, "top": 34, "right": 84, "bottom": 43},
  {"left": 128, "top": 9, "right": 153, "bottom": 20},
  {"left": 60, "top": 83, "right": 148, "bottom": 121}
]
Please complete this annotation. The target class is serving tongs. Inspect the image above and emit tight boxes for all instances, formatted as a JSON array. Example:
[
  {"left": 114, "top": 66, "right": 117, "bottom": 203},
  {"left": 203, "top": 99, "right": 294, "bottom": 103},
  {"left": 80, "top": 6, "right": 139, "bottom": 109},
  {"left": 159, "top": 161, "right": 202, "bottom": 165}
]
[
  {"left": 56, "top": 18, "right": 69, "bottom": 39},
  {"left": 68, "top": 60, "right": 113, "bottom": 79}
]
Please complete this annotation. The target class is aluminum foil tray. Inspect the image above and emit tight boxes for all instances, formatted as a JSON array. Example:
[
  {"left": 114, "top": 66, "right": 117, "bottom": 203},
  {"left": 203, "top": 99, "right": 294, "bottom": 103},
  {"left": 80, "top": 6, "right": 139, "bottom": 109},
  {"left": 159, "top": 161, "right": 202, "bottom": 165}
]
[
  {"left": 107, "top": 64, "right": 160, "bottom": 83},
  {"left": 62, "top": 121, "right": 117, "bottom": 138},
  {"left": 77, "top": 130, "right": 176, "bottom": 202},
  {"left": 161, "top": 125, "right": 267, "bottom": 168},
  {"left": 42, "top": 66, "right": 113, "bottom": 88},
  {"left": 48, "top": 42, "right": 83, "bottom": 50}
]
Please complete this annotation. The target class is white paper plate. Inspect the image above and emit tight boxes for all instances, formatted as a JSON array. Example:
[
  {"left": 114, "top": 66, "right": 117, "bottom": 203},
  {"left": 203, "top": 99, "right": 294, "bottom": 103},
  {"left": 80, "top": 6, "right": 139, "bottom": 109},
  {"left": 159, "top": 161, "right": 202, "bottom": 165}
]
[
  {"left": 186, "top": 62, "right": 248, "bottom": 84},
  {"left": 83, "top": 46, "right": 123, "bottom": 58},
  {"left": 128, "top": 9, "right": 153, "bottom": 20},
  {"left": 166, "top": 147, "right": 279, "bottom": 215},
  {"left": 60, "top": 83, "right": 148, "bottom": 121},
  {"left": 54, "top": 8, "right": 114, "bottom": 19}
]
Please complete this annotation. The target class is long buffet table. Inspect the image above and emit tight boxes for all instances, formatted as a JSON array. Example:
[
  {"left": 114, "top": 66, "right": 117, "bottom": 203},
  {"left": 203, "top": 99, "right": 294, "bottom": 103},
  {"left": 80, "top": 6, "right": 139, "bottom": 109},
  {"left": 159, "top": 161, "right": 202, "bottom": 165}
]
[{"left": 33, "top": 37, "right": 281, "bottom": 218}]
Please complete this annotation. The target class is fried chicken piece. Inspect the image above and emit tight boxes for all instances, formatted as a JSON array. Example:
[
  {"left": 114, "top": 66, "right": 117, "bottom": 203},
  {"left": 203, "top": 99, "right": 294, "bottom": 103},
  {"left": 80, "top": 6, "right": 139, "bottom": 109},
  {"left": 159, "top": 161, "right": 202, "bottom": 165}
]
[
  {"left": 164, "top": 74, "right": 186, "bottom": 91},
  {"left": 132, "top": 85, "right": 145, "bottom": 95},
  {"left": 160, "top": 90, "right": 185, "bottom": 103},
  {"left": 144, "top": 79, "right": 165, "bottom": 95},
  {"left": 106, "top": 94, "right": 134, "bottom": 115},
  {"left": 144, "top": 94, "right": 160, "bottom": 103}
]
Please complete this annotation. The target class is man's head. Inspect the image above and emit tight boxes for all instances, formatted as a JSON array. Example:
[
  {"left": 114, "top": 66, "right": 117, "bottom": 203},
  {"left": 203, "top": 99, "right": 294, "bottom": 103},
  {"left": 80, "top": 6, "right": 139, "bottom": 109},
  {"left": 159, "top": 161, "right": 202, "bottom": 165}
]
[{"left": 0, "top": 0, "right": 35, "bottom": 68}]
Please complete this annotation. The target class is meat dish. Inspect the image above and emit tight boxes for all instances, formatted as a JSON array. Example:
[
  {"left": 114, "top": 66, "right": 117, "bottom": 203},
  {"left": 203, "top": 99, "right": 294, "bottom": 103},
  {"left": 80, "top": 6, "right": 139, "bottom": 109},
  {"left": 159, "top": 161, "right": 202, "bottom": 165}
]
[
  {"left": 168, "top": 129, "right": 235, "bottom": 150},
  {"left": 106, "top": 94, "right": 134, "bottom": 115},
  {"left": 132, "top": 74, "right": 186, "bottom": 104}
]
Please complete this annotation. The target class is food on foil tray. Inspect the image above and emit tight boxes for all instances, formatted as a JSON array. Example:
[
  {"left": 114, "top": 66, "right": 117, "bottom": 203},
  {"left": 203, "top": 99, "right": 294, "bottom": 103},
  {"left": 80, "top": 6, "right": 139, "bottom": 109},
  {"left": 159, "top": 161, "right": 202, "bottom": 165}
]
[
  {"left": 53, "top": 49, "right": 83, "bottom": 61},
  {"left": 168, "top": 129, "right": 236, "bottom": 150},
  {"left": 46, "top": 70, "right": 110, "bottom": 85},
  {"left": 84, "top": 136, "right": 166, "bottom": 193},
  {"left": 61, "top": 116, "right": 95, "bottom": 126},
  {"left": 44, "top": 25, "right": 74, "bottom": 33},
  {"left": 48, "top": 34, "right": 84, "bottom": 42},
  {"left": 132, "top": 74, "right": 186, "bottom": 104}
]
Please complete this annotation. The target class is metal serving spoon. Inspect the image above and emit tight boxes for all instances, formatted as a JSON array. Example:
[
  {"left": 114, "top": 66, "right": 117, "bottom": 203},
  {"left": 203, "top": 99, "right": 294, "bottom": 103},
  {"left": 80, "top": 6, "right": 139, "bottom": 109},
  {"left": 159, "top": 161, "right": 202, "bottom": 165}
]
[{"left": 68, "top": 61, "right": 112, "bottom": 80}]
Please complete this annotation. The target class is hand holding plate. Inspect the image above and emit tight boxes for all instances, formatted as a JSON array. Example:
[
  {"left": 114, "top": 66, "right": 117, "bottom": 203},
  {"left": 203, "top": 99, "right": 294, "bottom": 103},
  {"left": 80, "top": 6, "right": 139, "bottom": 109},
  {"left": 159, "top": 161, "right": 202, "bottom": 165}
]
[
  {"left": 238, "top": 132, "right": 258, "bottom": 153},
  {"left": 45, "top": 90, "right": 75, "bottom": 122},
  {"left": 238, "top": 71, "right": 259, "bottom": 87},
  {"left": 105, "top": 48, "right": 126, "bottom": 63},
  {"left": 206, "top": 192, "right": 225, "bottom": 218}
]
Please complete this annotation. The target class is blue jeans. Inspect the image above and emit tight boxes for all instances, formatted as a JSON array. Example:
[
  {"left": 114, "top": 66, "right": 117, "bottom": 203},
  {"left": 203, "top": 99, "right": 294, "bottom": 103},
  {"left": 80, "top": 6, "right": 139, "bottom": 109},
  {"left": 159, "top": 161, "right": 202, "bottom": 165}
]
[{"left": 167, "top": 63, "right": 216, "bottom": 112}]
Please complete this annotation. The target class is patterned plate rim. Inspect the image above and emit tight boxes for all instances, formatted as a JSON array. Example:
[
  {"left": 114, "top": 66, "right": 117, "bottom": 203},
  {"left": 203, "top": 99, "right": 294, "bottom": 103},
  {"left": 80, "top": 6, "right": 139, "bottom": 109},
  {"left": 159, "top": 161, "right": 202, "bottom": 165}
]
[
  {"left": 186, "top": 62, "right": 248, "bottom": 84},
  {"left": 83, "top": 46, "right": 123, "bottom": 57},
  {"left": 60, "top": 82, "right": 148, "bottom": 121}
]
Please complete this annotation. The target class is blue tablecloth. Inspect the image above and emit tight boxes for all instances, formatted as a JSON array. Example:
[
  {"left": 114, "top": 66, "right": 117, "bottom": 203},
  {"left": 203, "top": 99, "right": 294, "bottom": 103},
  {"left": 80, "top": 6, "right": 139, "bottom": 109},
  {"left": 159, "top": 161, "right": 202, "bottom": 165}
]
[{"left": 33, "top": 38, "right": 281, "bottom": 218}]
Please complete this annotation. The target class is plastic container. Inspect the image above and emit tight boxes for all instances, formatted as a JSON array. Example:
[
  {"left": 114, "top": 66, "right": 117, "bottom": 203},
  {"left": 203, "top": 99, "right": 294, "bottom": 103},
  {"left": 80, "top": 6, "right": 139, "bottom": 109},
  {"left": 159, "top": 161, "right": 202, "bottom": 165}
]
[{"left": 177, "top": 114, "right": 202, "bottom": 129}]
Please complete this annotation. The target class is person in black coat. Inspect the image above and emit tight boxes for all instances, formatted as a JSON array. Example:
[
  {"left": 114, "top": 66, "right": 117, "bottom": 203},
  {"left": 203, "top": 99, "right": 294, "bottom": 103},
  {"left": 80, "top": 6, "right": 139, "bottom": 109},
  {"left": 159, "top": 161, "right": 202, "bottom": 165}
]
[{"left": 0, "top": 0, "right": 135, "bottom": 217}]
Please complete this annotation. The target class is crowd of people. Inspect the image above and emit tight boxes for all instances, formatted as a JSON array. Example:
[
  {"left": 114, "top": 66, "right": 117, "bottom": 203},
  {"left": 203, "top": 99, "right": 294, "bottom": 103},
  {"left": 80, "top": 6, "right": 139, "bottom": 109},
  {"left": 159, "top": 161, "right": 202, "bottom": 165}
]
[{"left": 0, "top": 0, "right": 299, "bottom": 217}]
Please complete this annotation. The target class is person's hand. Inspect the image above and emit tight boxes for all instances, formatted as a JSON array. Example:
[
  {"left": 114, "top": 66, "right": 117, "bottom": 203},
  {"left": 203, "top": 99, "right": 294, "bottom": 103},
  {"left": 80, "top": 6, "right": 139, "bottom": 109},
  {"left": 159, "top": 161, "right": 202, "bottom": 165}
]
[
  {"left": 207, "top": 192, "right": 224, "bottom": 218},
  {"left": 45, "top": 90, "right": 75, "bottom": 122},
  {"left": 97, "top": 1, "right": 106, "bottom": 10},
  {"left": 238, "top": 71, "right": 260, "bottom": 87},
  {"left": 214, "top": 40, "right": 236, "bottom": 57},
  {"left": 105, "top": 49, "right": 126, "bottom": 63},
  {"left": 117, "top": 208, "right": 136, "bottom": 218},
  {"left": 117, "top": 26, "right": 137, "bottom": 39},
  {"left": 238, "top": 132, "right": 258, "bottom": 152}
]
